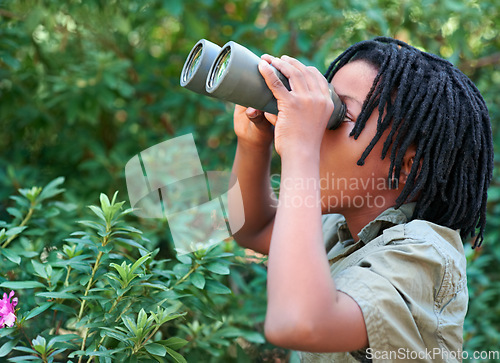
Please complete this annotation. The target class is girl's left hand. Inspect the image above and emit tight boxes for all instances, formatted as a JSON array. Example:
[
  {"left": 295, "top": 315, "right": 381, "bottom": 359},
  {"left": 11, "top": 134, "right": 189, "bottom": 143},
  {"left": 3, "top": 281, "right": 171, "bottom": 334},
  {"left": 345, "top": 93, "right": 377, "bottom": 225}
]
[{"left": 258, "top": 54, "right": 334, "bottom": 158}]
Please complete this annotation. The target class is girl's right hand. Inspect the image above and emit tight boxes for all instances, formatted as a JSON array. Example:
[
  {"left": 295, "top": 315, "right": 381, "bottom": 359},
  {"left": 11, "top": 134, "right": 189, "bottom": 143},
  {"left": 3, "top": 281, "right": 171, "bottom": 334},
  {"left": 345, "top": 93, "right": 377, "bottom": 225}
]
[{"left": 233, "top": 105, "right": 274, "bottom": 151}]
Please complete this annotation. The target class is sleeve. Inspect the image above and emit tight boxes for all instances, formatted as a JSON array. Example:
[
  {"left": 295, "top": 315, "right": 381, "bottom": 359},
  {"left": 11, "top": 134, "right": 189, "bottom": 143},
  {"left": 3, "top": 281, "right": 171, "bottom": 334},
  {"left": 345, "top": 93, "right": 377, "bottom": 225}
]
[{"left": 334, "top": 239, "right": 463, "bottom": 362}]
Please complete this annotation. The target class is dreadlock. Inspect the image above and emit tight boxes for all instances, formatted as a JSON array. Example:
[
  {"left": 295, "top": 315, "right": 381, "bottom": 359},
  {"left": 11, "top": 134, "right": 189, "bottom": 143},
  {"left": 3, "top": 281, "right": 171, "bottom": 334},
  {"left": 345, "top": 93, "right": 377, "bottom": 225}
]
[{"left": 324, "top": 37, "right": 493, "bottom": 248}]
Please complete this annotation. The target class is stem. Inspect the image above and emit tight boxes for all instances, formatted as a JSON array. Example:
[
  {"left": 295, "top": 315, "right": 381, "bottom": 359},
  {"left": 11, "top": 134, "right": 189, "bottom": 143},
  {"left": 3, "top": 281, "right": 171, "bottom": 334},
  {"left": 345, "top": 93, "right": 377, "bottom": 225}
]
[
  {"left": 87, "top": 294, "right": 126, "bottom": 360},
  {"left": 77, "top": 331, "right": 89, "bottom": 363},
  {"left": 141, "top": 325, "right": 162, "bottom": 348},
  {"left": 77, "top": 247, "right": 105, "bottom": 363},
  {"left": 174, "top": 264, "right": 198, "bottom": 287},
  {"left": 2, "top": 203, "right": 35, "bottom": 248},
  {"left": 19, "top": 325, "right": 34, "bottom": 350},
  {"left": 64, "top": 266, "right": 72, "bottom": 287},
  {"left": 115, "top": 301, "right": 134, "bottom": 326},
  {"left": 78, "top": 250, "right": 104, "bottom": 320}
]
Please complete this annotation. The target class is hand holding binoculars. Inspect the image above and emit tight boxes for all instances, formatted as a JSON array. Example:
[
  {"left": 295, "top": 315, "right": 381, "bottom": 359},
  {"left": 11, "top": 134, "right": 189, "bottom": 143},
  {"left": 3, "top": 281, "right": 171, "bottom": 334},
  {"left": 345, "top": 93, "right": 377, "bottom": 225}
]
[{"left": 180, "top": 39, "right": 347, "bottom": 130}]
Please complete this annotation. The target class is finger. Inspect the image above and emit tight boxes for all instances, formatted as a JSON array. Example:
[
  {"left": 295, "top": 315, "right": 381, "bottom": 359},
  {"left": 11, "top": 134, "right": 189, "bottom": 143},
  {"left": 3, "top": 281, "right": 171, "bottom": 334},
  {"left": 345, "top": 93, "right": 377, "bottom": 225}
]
[
  {"left": 308, "top": 66, "right": 332, "bottom": 99},
  {"left": 280, "top": 55, "right": 308, "bottom": 71},
  {"left": 269, "top": 56, "right": 309, "bottom": 92},
  {"left": 309, "top": 65, "right": 330, "bottom": 90},
  {"left": 258, "top": 60, "right": 290, "bottom": 100},
  {"left": 245, "top": 107, "right": 268, "bottom": 125},
  {"left": 281, "top": 55, "right": 325, "bottom": 93},
  {"left": 246, "top": 107, "right": 263, "bottom": 119},
  {"left": 261, "top": 54, "right": 275, "bottom": 64},
  {"left": 263, "top": 112, "right": 278, "bottom": 126},
  {"left": 280, "top": 56, "right": 329, "bottom": 94}
]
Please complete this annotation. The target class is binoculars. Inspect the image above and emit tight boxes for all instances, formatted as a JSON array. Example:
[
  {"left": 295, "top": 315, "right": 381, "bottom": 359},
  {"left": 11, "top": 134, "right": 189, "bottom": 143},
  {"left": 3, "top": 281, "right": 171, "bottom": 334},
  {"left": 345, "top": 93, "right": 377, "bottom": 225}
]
[{"left": 180, "top": 39, "right": 347, "bottom": 130}]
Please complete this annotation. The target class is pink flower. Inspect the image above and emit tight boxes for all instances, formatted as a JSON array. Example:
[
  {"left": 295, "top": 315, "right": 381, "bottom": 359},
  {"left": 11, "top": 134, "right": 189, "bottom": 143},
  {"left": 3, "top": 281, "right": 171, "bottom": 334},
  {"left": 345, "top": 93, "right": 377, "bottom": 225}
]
[{"left": 0, "top": 291, "right": 18, "bottom": 328}]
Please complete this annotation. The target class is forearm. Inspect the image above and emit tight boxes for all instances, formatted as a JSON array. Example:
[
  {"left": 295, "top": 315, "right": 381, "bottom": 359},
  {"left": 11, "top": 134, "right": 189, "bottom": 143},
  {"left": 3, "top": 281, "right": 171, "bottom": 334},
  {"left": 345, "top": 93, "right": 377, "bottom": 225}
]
[
  {"left": 230, "top": 141, "right": 277, "bottom": 253},
  {"left": 265, "top": 152, "right": 340, "bottom": 343}
]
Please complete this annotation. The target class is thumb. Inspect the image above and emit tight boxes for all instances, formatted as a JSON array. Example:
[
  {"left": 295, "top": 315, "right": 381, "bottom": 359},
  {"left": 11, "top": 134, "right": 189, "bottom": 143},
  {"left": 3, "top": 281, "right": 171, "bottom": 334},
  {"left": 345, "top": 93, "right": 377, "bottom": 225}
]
[{"left": 246, "top": 107, "right": 263, "bottom": 120}]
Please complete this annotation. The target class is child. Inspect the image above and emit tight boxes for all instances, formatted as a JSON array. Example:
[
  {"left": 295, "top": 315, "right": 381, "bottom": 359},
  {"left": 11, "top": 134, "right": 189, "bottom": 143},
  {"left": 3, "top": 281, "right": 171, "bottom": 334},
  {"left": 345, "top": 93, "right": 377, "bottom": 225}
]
[{"left": 230, "top": 37, "right": 493, "bottom": 362}]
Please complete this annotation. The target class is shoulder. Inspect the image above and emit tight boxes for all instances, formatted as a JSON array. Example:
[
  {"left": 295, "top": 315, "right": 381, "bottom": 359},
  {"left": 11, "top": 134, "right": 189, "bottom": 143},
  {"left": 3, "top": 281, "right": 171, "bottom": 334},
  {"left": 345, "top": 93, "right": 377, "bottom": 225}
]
[
  {"left": 332, "top": 220, "right": 468, "bottom": 358},
  {"left": 381, "top": 219, "right": 467, "bottom": 287},
  {"left": 354, "top": 219, "right": 467, "bottom": 299}
]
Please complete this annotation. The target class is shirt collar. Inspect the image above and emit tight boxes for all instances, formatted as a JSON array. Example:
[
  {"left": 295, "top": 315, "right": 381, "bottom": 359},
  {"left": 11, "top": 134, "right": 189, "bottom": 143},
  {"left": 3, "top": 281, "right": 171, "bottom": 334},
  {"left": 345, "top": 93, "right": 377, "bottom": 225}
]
[{"left": 338, "top": 203, "right": 416, "bottom": 245}]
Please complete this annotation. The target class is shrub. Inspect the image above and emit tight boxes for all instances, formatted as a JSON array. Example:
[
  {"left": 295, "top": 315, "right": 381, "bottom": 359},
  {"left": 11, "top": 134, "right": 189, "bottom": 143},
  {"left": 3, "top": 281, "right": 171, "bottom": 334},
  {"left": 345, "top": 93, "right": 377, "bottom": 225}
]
[{"left": 0, "top": 178, "right": 279, "bottom": 362}]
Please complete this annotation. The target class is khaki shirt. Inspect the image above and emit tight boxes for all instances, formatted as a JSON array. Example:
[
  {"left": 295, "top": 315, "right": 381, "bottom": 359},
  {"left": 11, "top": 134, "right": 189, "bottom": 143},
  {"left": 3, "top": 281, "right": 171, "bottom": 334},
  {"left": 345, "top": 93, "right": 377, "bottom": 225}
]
[{"left": 299, "top": 203, "right": 468, "bottom": 363}]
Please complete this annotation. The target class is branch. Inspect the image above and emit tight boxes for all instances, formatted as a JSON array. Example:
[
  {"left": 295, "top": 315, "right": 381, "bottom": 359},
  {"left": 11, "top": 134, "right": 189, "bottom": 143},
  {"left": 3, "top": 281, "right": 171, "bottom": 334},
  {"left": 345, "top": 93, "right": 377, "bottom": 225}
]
[
  {"left": 460, "top": 52, "right": 500, "bottom": 73},
  {"left": 0, "top": 8, "right": 21, "bottom": 19}
]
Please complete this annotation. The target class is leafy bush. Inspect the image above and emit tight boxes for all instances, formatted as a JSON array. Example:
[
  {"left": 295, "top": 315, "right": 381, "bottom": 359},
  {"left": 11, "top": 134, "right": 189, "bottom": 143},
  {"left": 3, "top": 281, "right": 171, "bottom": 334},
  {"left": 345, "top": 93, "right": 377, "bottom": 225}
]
[
  {"left": 0, "top": 179, "right": 279, "bottom": 362},
  {"left": 1, "top": 0, "right": 499, "bottom": 361}
]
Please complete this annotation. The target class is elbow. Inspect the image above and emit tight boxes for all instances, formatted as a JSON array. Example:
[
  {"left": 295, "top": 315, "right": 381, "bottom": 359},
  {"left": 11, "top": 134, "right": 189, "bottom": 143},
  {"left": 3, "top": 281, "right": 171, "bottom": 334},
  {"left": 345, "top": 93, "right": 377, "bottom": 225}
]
[
  {"left": 264, "top": 314, "right": 315, "bottom": 350},
  {"left": 232, "top": 230, "right": 269, "bottom": 255}
]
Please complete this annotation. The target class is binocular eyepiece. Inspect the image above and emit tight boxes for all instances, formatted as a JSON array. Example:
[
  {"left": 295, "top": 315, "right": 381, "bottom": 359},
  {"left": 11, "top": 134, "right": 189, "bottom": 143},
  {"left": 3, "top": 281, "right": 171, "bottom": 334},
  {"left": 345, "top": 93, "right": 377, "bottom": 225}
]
[{"left": 180, "top": 39, "right": 346, "bottom": 130}]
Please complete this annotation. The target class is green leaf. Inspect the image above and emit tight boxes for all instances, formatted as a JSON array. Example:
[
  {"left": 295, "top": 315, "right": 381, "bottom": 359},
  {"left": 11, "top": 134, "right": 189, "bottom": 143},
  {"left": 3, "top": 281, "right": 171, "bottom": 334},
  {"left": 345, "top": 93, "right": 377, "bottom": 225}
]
[
  {"left": 176, "top": 254, "right": 192, "bottom": 265},
  {"left": 48, "top": 334, "right": 81, "bottom": 347},
  {"left": 12, "top": 346, "right": 38, "bottom": 354},
  {"left": 165, "top": 347, "right": 187, "bottom": 363},
  {"left": 139, "top": 283, "right": 168, "bottom": 291},
  {"left": 38, "top": 177, "right": 65, "bottom": 202},
  {"left": 98, "top": 244, "right": 113, "bottom": 253},
  {"left": 205, "top": 262, "right": 230, "bottom": 275},
  {"left": 88, "top": 205, "right": 106, "bottom": 223},
  {"left": 130, "top": 253, "right": 151, "bottom": 274},
  {"left": 144, "top": 343, "right": 167, "bottom": 357},
  {"left": 0, "top": 281, "right": 45, "bottom": 289},
  {"left": 6, "top": 355, "right": 41, "bottom": 361},
  {"left": 238, "top": 331, "right": 266, "bottom": 344},
  {"left": 19, "top": 186, "right": 42, "bottom": 203},
  {"left": 32, "top": 335, "right": 47, "bottom": 355},
  {"left": 0, "top": 327, "right": 15, "bottom": 338},
  {"left": 99, "top": 328, "right": 128, "bottom": 343},
  {"left": 6, "top": 207, "right": 23, "bottom": 220},
  {"left": 0, "top": 339, "right": 18, "bottom": 357},
  {"left": 190, "top": 271, "right": 205, "bottom": 289},
  {"left": 100, "top": 193, "right": 111, "bottom": 210},
  {"left": 5, "top": 226, "right": 27, "bottom": 237},
  {"left": 204, "top": 279, "right": 232, "bottom": 295},
  {"left": 36, "top": 291, "right": 78, "bottom": 299},
  {"left": 32, "top": 260, "right": 48, "bottom": 278},
  {"left": 158, "top": 337, "right": 188, "bottom": 350},
  {"left": 122, "top": 316, "right": 137, "bottom": 335},
  {"left": 110, "top": 262, "right": 128, "bottom": 282},
  {"left": 25, "top": 302, "right": 54, "bottom": 320},
  {"left": 1, "top": 248, "right": 21, "bottom": 265},
  {"left": 137, "top": 309, "right": 148, "bottom": 329}
]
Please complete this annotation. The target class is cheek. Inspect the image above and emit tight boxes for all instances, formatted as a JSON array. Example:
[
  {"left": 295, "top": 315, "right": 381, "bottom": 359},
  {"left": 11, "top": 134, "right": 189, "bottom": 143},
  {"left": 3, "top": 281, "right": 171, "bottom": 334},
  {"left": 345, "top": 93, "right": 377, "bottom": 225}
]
[
  {"left": 320, "top": 123, "right": 363, "bottom": 168},
  {"left": 318, "top": 124, "right": 392, "bottom": 193}
]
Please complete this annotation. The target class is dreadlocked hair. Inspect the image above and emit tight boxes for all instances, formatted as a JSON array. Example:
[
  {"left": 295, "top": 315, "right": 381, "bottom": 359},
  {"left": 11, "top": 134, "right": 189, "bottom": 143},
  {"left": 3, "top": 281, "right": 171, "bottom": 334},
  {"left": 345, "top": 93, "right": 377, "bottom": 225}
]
[{"left": 324, "top": 37, "right": 493, "bottom": 248}]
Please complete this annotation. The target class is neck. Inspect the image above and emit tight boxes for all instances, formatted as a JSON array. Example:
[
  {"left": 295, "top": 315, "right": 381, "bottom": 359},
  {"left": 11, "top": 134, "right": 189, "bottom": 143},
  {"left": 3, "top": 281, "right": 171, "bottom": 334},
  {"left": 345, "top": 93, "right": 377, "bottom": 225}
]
[
  {"left": 337, "top": 197, "right": 398, "bottom": 241},
  {"left": 340, "top": 208, "right": 382, "bottom": 241}
]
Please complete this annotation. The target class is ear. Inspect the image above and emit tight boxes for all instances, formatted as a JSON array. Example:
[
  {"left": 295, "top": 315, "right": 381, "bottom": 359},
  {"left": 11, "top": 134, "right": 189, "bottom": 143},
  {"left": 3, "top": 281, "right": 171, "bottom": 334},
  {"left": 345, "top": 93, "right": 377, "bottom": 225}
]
[{"left": 400, "top": 148, "right": 416, "bottom": 185}]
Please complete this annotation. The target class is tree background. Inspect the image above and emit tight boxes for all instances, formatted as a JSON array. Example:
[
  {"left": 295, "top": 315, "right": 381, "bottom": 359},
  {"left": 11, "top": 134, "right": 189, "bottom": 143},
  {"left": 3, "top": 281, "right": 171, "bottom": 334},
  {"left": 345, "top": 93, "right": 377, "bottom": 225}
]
[{"left": 0, "top": 0, "right": 499, "bottom": 361}]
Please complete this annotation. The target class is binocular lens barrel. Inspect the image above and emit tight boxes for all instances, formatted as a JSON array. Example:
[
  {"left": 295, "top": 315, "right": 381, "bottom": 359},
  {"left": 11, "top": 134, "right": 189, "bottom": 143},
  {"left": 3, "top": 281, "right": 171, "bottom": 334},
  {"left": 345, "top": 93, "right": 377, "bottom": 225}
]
[
  {"left": 180, "top": 39, "right": 221, "bottom": 96},
  {"left": 180, "top": 39, "right": 347, "bottom": 130},
  {"left": 206, "top": 41, "right": 287, "bottom": 115},
  {"left": 182, "top": 44, "right": 203, "bottom": 84},
  {"left": 209, "top": 47, "right": 231, "bottom": 89}
]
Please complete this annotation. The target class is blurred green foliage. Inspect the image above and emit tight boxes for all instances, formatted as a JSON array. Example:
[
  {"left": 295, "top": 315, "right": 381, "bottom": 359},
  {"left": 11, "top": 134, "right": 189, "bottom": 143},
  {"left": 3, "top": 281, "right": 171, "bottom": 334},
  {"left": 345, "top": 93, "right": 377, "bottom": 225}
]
[
  {"left": 1, "top": 0, "right": 499, "bottom": 361},
  {"left": 0, "top": 182, "right": 273, "bottom": 361}
]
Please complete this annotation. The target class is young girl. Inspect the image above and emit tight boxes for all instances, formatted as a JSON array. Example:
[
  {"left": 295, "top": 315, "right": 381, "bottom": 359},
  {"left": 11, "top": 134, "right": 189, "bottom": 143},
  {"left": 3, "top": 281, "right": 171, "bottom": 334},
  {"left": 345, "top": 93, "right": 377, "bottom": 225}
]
[{"left": 230, "top": 37, "right": 493, "bottom": 362}]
